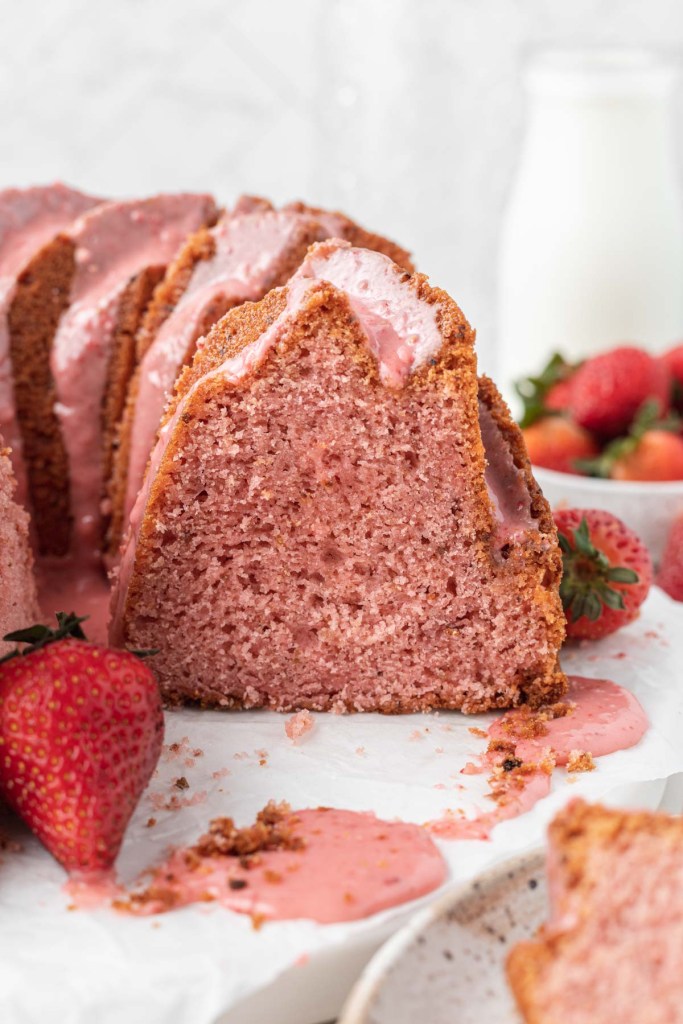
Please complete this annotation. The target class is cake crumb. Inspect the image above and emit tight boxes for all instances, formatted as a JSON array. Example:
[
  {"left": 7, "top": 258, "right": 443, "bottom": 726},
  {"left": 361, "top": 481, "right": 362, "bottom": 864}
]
[
  {"left": 567, "top": 750, "right": 596, "bottom": 773},
  {"left": 285, "top": 710, "right": 315, "bottom": 744}
]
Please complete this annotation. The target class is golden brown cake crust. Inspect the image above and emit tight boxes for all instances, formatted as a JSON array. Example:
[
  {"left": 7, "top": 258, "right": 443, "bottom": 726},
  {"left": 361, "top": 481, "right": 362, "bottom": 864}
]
[
  {"left": 117, "top": 259, "right": 566, "bottom": 713},
  {"left": 285, "top": 200, "right": 414, "bottom": 272}
]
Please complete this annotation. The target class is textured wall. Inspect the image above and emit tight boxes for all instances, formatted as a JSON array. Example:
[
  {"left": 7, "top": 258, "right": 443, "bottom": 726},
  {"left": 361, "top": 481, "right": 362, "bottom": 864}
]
[{"left": 2, "top": 0, "right": 683, "bottom": 371}]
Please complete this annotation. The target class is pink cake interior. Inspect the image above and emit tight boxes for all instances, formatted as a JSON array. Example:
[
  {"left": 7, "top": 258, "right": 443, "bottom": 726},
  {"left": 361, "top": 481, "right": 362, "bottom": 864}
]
[
  {"left": 112, "top": 243, "right": 554, "bottom": 712},
  {"left": 536, "top": 828, "right": 683, "bottom": 1022},
  {"left": 0, "top": 184, "right": 102, "bottom": 504},
  {"left": 123, "top": 209, "right": 327, "bottom": 527},
  {"left": 0, "top": 440, "right": 39, "bottom": 653},
  {"left": 49, "top": 193, "right": 215, "bottom": 563}
]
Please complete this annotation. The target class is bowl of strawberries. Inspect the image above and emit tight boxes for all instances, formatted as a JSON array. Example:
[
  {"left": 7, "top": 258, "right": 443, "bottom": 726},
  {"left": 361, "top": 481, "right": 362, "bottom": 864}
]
[{"left": 517, "top": 344, "right": 683, "bottom": 562}]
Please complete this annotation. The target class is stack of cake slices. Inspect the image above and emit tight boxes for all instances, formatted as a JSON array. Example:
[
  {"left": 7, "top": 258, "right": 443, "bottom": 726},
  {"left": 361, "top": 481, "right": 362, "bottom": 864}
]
[{"left": 0, "top": 182, "right": 566, "bottom": 714}]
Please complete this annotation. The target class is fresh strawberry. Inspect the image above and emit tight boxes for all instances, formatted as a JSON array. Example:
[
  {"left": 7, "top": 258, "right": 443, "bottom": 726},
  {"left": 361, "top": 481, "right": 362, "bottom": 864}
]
[
  {"left": 661, "top": 344, "right": 683, "bottom": 411},
  {"left": 515, "top": 353, "right": 576, "bottom": 427},
  {"left": 568, "top": 346, "right": 671, "bottom": 438},
  {"left": 576, "top": 401, "right": 683, "bottom": 480},
  {"left": 523, "top": 417, "right": 598, "bottom": 474},
  {"left": 656, "top": 514, "right": 683, "bottom": 601},
  {"left": 554, "top": 509, "right": 652, "bottom": 640},
  {"left": 0, "top": 613, "right": 163, "bottom": 875},
  {"left": 611, "top": 429, "right": 683, "bottom": 481},
  {"left": 544, "top": 377, "right": 573, "bottom": 413}
]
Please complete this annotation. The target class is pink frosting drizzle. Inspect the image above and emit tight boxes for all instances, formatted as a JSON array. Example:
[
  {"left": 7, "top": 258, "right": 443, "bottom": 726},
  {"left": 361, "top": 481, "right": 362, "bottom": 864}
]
[
  {"left": 123, "top": 210, "right": 326, "bottom": 527},
  {"left": 0, "top": 184, "right": 102, "bottom": 504},
  {"left": 427, "top": 676, "right": 648, "bottom": 841},
  {"left": 50, "top": 193, "right": 215, "bottom": 564},
  {"left": 121, "top": 807, "right": 446, "bottom": 923},
  {"left": 490, "top": 675, "right": 649, "bottom": 765}
]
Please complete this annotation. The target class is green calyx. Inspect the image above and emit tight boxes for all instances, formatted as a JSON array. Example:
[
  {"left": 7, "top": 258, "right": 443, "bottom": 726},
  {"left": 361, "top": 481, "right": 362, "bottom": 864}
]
[
  {"left": 576, "top": 399, "right": 682, "bottom": 478},
  {"left": 0, "top": 611, "right": 89, "bottom": 664},
  {"left": 0, "top": 612, "right": 158, "bottom": 665},
  {"left": 558, "top": 517, "right": 639, "bottom": 623},
  {"left": 515, "top": 352, "right": 576, "bottom": 429}
]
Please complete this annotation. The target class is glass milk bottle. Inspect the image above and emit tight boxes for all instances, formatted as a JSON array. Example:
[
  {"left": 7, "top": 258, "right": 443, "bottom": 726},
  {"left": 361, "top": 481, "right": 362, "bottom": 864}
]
[{"left": 498, "top": 50, "right": 683, "bottom": 407}]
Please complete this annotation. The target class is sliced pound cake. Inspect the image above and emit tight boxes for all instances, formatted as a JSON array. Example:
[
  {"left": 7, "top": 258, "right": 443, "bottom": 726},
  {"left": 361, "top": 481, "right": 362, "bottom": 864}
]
[
  {"left": 8, "top": 193, "right": 217, "bottom": 561},
  {"left": 0, "top": 184, "right": 102, "bottom": 506},
  {"left": 107, "top": 197, "right": 413, "bottom": 558},
  {"left": 110, "top": 240, "right": 565, "bottom": 713},
  {"left": 508, "top": 799, "right": 683, "bottom": 1023}
]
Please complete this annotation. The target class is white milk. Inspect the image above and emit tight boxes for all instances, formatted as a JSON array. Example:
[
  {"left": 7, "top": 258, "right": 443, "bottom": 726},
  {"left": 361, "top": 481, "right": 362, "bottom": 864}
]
[{"left": 498, "top": 50, "right": 683, "bottom": 408}]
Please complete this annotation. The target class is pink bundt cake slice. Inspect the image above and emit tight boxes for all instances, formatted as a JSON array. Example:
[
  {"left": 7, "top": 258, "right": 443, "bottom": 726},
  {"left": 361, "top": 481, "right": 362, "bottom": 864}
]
[
  {"left": 110, "top": 240, "right": 565, "bottom": 713},
  {"left": 508, "top": 799, "right": 683, "bottom": 1023},
  {"left": 0, "top": 184, "right": 103, "bottom": 505},
  {"left": 0, "top": 439, "right": 39, "bottom": 655},
  {"left": 107, "top": 197, "right": 413, "bottom": 558}
]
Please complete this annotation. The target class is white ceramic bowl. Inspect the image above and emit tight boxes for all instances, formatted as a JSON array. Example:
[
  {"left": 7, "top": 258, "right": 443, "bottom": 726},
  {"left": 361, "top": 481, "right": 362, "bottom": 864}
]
[
  {"left": 532, "top": 466, "right": 683, "bottom": 563},
  {"left": 339, "top": 850, "right": 544, "bottom": 1024}
]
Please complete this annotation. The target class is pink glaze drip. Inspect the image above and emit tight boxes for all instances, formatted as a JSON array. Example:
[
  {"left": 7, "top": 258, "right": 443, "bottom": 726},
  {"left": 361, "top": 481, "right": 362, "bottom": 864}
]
[
  {"left": 428, "top": 676, "right": 648, "bottom": 842},
  {"left": 64, "top": 869, "right": 123, "bottom": 909},
  {"left": 295, "top": 240, "right": 442, "bottom": 387},
  {"left": 489, "top": 676, "right": 649, "bottom": 764},
  {"left": 478, "top": 400, "right": 535, "bottom": 543},
  {"left": 50, "top": 193, "right": 215, "bottom": 564},
  {"left": 0, "top": 184, "right": 102, "bottom": 504},
  {"left": 124, "top": 807, "right": 446, "bottom": 923},
  {"left": 37, "top": 558, "right": 111, "bottom": 644},
  {"left": 428, "top": 770, "right": 552, "bottom": 841},
  {"left": 123, "top": 210, "right": 326, "bottom": 527}
]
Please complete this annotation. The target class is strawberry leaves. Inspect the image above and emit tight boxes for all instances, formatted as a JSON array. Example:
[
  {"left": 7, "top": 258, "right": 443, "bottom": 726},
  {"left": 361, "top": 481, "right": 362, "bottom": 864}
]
[
  {"left": 558, "top": 516, "right": 639, "bottom": 623},
  {"left": 575, "top": 399, "right": 682, "bottom": 478},
  {"left": 515, "top": 352, "right": 576, "bottom": 428},
  {"left": 1, "top": 612, "right": 88, "bottom": 664}
]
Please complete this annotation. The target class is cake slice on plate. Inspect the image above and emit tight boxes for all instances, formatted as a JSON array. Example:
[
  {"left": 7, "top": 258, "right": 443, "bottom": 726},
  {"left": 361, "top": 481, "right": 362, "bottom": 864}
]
[
  {"left": 508, "top": 798, "right": 683, "bottom": 1023},
  {"left": 8, "top": 192, "right": 217, "bottom": 562},
  {"left": 111, "top": 239, "right": 565, "bottom": 713},
  {"left": 0, "top": 184, "right": 103, "bottom": 506},
  {"left": 0, "top": 438, "right": 39, "bottom": 655},
  {"left": 106, "top": 197, "right": 413, "bottom": 558}
]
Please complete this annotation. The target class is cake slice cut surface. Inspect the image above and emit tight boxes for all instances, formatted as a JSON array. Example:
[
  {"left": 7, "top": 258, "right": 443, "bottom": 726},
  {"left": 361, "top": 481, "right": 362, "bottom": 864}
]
[
  {"left": 508, "top": 799, "right": 683, "bottom": 1024},
  {"left": 111, "top": 240, "right": 565, "bottom": 713}
]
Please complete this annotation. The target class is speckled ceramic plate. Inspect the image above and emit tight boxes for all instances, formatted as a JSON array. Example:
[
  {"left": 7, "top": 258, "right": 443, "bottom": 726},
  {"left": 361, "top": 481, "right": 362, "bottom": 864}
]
[{"left": 339, "top": 850, "right": 546, "bottom": 1024}]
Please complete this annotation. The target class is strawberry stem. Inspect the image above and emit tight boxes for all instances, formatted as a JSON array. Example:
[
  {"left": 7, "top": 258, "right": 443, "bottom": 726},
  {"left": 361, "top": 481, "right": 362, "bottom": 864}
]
[
  {"left": 515, "top": 352, "right": 576, "bottom": 428},
  {"left": 558, "top": 517, "right": 639, "bottom": 623},
  {"left": 1, "top": 613, "right": 158, "bottom": 664},
  {"left": 1, "top": 612, "right": 89, "bottom": 664}
]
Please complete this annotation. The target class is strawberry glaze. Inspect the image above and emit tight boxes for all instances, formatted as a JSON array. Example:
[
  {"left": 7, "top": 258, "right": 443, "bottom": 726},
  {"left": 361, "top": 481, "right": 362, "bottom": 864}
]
[
  {"left": 489, "top": 675, "right": 648, "bottom": 765},
  {"left": 122, "top": 808, "right": 446, "bottom": 923},
  {"left": 427, "top": 676, "right": 648, "bottom": 841}
]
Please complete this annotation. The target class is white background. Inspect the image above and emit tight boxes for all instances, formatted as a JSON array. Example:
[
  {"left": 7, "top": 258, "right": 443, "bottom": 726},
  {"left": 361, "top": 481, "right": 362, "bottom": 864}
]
[{"left": 2, "top": 0, "right": 683, "bottom": 370}]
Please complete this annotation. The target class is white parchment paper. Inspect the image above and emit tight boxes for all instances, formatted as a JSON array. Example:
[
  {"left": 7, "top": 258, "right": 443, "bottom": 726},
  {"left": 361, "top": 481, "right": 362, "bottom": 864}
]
[{"left": 1, "top": 589, "right": 682, "bottom": 1024}]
